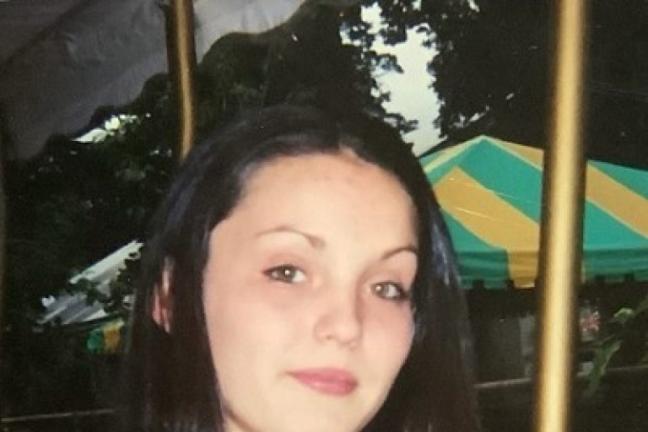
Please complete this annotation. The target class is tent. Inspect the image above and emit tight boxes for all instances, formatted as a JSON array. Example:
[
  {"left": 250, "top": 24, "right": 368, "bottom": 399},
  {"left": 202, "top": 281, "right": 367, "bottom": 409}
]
[
  {"left": 40, "top": 241, "right": 141, "bottom": 326},
  {"left": 0, "top": 0, "right": 329, "bottom": 159},
  {"left": 39, "top": 241, "right": 141, "bottom": 353},
  {"left": 421, "top": 136, "right": 648, "bottom": 289},
  {"left": 0, "top": 0, "right": 306, "bottom": 159}
]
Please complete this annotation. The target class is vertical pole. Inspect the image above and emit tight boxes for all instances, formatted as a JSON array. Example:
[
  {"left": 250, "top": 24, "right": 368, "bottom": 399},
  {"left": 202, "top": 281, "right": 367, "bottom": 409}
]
[
  {"left": 533, "top": 1, "right": 588, "bottom": 432},
  {"left": 0, "top": 149, "right": 5, "bottom": 365},
  {"left": 168, "top": 0, "right": 197, "bottom": 160}
]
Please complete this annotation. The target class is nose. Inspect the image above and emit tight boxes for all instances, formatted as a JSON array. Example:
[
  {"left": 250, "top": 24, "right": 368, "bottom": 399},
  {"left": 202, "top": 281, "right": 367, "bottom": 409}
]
[{"left": 313, "top": 288, "right": 363, "bottom": 348}]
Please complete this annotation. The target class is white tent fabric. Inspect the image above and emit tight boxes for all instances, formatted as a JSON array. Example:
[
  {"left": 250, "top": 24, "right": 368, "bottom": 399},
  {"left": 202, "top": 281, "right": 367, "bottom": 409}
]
[
  {"left": 0, "top": 0, "right": 304, "bottom": 159},
  {"left": 39, "top": 241, "right": 142, "bottom": 326},
  {"left": 0, "top": 0, "right": 86, "bottom": 64}
]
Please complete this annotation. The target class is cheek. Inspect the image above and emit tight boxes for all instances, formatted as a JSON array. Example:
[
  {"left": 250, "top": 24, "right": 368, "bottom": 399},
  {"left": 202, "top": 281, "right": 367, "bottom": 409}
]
[
  {"left": 203, "top": 286, "right": 288, "bottom": 408},
  {"left": 365, "top": 305, "right": 414, "bottom": 370},
  {"left": 202, "top": 273, "right": 308, "bottom": 373}
]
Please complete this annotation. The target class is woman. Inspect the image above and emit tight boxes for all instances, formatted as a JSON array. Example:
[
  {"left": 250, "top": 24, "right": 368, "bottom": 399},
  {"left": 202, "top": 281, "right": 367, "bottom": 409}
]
[{"left": 123, "top": 105, "right": 481, "bottom": 432}]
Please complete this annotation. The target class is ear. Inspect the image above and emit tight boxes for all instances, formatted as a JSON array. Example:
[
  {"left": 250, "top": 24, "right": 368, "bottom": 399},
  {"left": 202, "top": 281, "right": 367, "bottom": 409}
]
[{"left": 152, "top": 266, "right": 173, "bottom": 333}]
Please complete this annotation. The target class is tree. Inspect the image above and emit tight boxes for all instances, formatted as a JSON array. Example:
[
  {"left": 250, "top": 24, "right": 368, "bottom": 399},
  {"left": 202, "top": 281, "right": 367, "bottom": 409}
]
[{"left": 361, "top": 0, "right": 648, "bottom": 167}]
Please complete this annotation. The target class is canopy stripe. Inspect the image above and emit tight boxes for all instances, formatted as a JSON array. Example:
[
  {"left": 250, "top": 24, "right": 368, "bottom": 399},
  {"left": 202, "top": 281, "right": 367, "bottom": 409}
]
[{"left": 423, "top": 136, "right": 648, "bottom": 288}]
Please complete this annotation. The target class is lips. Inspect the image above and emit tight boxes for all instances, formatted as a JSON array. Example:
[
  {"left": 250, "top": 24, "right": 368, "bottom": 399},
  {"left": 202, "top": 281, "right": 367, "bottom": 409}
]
[{"left": 288, "top": 368, "right": 358, "bottom": 396}]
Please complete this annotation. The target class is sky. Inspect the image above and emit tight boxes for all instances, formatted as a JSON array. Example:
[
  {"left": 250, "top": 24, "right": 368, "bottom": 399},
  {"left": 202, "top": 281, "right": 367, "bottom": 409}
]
[{"left": 360, "top": 5, "right": 441, "bottom": 156}]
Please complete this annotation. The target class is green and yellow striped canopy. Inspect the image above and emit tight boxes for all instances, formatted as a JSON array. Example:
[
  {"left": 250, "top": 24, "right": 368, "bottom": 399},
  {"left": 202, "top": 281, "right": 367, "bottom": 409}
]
[
  {"left": 87, "top": 318, "right": 125, "bottom": 354},
  {"left": 421, "top": 136, "right": 648, "bottom": 289}
]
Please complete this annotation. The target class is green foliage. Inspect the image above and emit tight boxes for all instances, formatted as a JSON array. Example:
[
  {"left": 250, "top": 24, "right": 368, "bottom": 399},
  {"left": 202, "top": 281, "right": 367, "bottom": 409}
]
[
  {"left": 5, "top": 113, "right": 173, "bottom": 314},
  {"left": 584, "top": 337, "right": 623, "bottom": 398},
  {"left": 3, "top": 109, "right": 172, "bottom": 414},
  {"left": 584, "top": 294, "right": 648, "bottom": 397},
  {"left": 3, "top": 69, "right": 177, "bottom": 414}
]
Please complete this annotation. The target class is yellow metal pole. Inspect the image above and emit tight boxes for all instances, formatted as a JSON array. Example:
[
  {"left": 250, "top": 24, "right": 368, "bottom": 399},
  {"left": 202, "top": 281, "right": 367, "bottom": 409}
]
[
  {"left": 168, "top": 0, "right": 197, "bottom": 160},
  {"left": 0, "top": 154, "right": 5, "bottom": 364},
  {"left": 533, "top": 1, "right": 588, "bottom": 432}
]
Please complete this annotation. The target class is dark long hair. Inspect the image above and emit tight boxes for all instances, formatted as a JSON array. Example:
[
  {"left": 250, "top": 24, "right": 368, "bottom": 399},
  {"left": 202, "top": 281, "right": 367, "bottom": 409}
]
[{"left": 123, "top": 105, "right": 481, "bottom": 432}]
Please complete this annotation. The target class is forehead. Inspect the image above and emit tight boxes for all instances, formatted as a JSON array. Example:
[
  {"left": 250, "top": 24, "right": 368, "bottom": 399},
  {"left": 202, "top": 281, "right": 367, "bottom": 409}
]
[
  {"left": 243, "top": 151, "right": 411, "bottom": 204},
  {"left": 224, "top": 151, "right": 418, "bottom": 244}
]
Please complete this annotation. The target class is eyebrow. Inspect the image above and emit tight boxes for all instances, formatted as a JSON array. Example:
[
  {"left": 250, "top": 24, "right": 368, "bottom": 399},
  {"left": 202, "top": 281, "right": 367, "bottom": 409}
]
[
  {"left": 380, "top": 245, "right": 419, "bottom": 261},
  {"left": 255, "top": 225, "right": 418, "bottom": 259},
  {"left": 255, "top": 225, "right": 325, "bottom": 249}
]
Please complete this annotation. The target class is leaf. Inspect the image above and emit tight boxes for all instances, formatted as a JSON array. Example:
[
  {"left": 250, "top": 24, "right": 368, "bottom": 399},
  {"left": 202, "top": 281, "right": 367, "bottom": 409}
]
[
  {"left": 583, "top": 338, "right": 623, "bottom": 398},
  {"left": 611, "top": 307, "right": 636, "bottom": 326},
  {"left": 632, "top": 294, "right": 648, "bottom": 317}
]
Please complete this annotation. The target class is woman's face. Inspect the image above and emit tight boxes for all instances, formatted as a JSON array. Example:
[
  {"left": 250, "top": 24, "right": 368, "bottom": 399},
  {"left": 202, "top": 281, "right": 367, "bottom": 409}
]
[{"left": 203, "top": 151, "right": 418, "bottom": 432}]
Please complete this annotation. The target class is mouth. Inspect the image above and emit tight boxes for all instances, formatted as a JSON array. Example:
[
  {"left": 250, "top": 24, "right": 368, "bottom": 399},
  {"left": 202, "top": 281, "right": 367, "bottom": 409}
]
[{"left": 287, "top": 368, "right": 358, "bottom": 396}]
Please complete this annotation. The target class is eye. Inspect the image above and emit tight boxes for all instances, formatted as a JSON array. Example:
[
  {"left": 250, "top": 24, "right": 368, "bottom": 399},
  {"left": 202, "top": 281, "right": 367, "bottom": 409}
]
[
  {"left": 372, "top": 281, "right": 410, "bottom": 302},
  {"left": 263, "top": 265, "right": 307, "bottom": 284}
]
